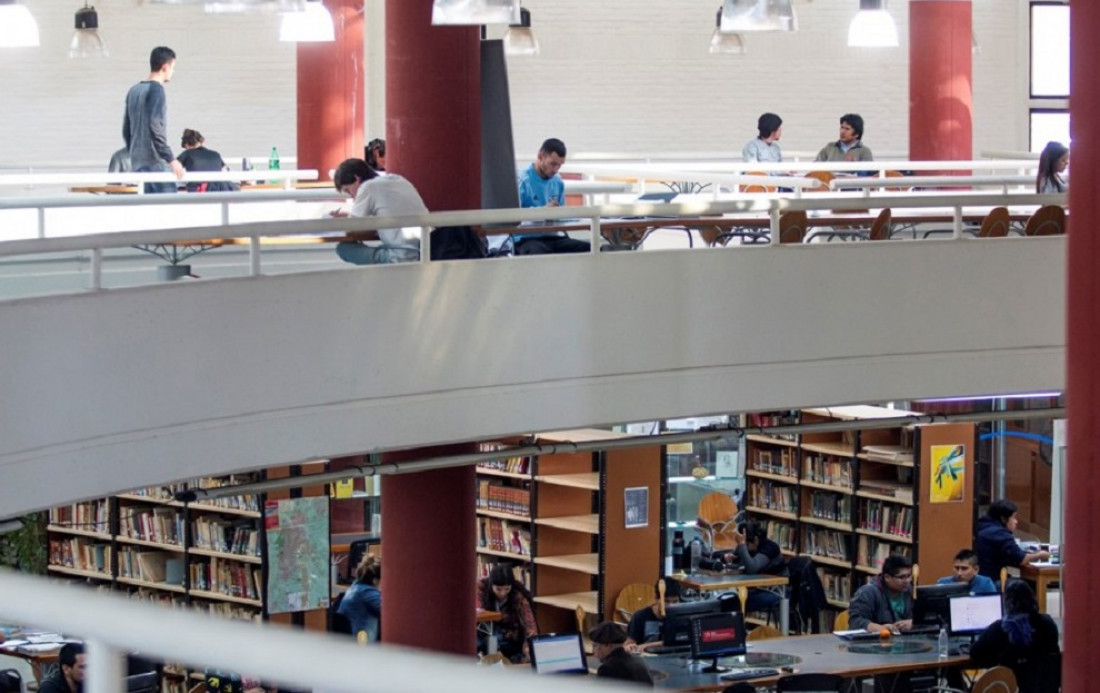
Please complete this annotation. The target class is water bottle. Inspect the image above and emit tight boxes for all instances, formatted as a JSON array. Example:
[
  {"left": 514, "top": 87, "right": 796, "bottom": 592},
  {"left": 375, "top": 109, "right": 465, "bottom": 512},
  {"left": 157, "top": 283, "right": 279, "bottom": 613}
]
[
  {"left": 937, "top": 625, "right": 949, "bottom": 659},
  {"left": 689, "top": 537, "right": 702, "bottom": 573},
  {"left": 268, "top": 146, "right": 280, "bottom": 184},
  {"left": 672, "top": 530, "right": 685, "bottom": 572}
]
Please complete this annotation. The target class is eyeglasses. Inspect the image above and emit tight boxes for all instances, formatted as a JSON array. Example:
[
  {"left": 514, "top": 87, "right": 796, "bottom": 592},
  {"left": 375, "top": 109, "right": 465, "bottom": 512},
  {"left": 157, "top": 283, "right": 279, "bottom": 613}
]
[{"left": 888, "top": 573, "right": 913, "bottom": 582}]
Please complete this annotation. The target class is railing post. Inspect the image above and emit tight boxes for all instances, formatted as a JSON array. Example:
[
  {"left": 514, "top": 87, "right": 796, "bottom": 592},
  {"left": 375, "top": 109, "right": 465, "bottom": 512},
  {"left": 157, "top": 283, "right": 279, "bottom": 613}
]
[
  {"left": 250, "top": 235, "right": 262, "bottom": 276},
  {"left": 222, "top": 201, "right": 230, "bottom": 227},
  {"left": 90, "top": 248, "right": 102, "bottom": 291},
  {"left": 952, "top": 206, "right": 963, "bottom": 239},
  {"left": 769, "top": 208, "right": 781, "bottom": 245},
  {"left": 85, "top": 639, "right": 125, "bottom": 693},
  {"left": 37, "top": 207, "right": 46, "bottom": 239},
  {"left": 421, "top": 226, "right": 431, "bottom": 263},
  {"left": 589, "top": 216, "right": 601, "bottom": 254}
]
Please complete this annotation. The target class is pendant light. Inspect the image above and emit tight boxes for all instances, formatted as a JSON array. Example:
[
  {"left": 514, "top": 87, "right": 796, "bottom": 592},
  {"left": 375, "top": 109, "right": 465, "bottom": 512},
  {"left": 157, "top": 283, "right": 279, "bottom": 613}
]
[
  {"left": 709, "top": 7, "right": 746, "bottom": 54},
  {"left": 848, "top": 0, "right": 898, "bottom": 48},
  {"left": 432, "top": 0, "right": 520, "bottom": 26},
  {"left": 0, "top": 0, "right": 40, "bottom": 48},
  {"left": 719, "top": 0, "right": 797, "bottom": 33},
  {"left": 503, "top": 7, "right": 538, "bottom": 56},
  {"left": 69, "top": 3, "right": 108, "bottom": 58},
  {"left": 279, "top": 0, "right": 334, "bottom": 42}
]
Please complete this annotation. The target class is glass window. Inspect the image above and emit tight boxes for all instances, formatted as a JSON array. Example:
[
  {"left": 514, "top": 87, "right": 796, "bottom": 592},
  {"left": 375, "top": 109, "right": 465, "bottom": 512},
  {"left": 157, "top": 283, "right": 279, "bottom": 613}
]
[
  {"left": 1031, "top": 3, "right": 1070, "bottom": 98},
  {"left": 1030, "top": 110, "right": 1071, "bottom": 153}
]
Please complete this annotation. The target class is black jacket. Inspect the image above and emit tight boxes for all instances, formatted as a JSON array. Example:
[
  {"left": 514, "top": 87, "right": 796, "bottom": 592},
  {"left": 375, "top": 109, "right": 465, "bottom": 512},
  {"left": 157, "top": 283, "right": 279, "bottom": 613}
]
[{"left": 596, "top": 647, "right": 654, "bottom": 686}]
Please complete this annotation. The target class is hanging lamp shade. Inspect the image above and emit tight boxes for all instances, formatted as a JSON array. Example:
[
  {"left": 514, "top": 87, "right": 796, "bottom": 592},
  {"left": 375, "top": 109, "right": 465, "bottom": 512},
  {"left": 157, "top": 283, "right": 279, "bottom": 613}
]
[
  {"left": 279, "top": 0, "right": 334, "bottom": 42},
  {"left": 0, "top": 0, "right": 40, "bottom": 48},
  {"left": 719, "top": 0, "right": 797, "bottom": 33},
  {"left": 847, "top": 0, "right": 898, "bottom": 47},
  {"left": 69, "top": 4, "right": 108, "bottom": 58},
  {"left": 503, "top": 7, "right": 538, "bottom": 56},
  {"left": 432, "top": 0, "right": 519, "bottom": 26},
  {"left": 709, "top": 7, "right": 746, "bottom": 54}
]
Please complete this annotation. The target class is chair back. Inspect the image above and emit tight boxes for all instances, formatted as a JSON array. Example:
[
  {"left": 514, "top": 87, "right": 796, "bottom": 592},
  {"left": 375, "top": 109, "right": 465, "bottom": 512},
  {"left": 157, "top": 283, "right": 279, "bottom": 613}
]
[
  {"left": 978, "top": 207, "right": 1011, "bottom": 238},
  {"left": 868, "top": 208, "right": 892, "bottom": 241},
  {"left": 971, "top": 665, "right": 1018, "bottom": 693},
  {"left": 1024, "top": 204, "right": 1066, "bottom": 236},
  {"left": 696, "top": 492, "right": 739, "bottom": 550},
  {"left": 775, "top": 673, "right": 845, "bottom": 692},
  {"left": 615, "top": 582, "right": 654, "bottom": 624},
  {"left": 779, "top": 211, "right": 809, "bottom": 244},
  {"left": 746, "top": 625, "right": 782, "bottom": 641},
  {"left": 833, "top": 610, "right": 850, "bottom": 631},
  {"left": 804, "top": 171, "right": 834, "bottom": 192},
  {"left": 911, "top": 563, "right": 920, "bottom": 595},
  {"left": 575, "top": 604, "right": 594, "bottom": 655},
  {"left": 742, "top": 170, "right": 777, "bottom": 194},
  {"left": 882, "top": 170, "right": 909, "bottom": 192}
]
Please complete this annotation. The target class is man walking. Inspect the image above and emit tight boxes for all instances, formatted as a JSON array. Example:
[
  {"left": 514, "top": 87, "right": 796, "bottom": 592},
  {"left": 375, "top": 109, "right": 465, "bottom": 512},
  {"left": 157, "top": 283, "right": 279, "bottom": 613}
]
[{"left": 123, "top": 46, "right": 185, "bottom": 193}]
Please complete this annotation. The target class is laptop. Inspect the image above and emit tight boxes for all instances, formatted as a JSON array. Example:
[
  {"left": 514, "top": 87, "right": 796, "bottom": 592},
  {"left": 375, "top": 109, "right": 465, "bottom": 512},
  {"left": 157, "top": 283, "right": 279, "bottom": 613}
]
[{"left": 527, "top": 633, "right": 588, "bottom": 675}]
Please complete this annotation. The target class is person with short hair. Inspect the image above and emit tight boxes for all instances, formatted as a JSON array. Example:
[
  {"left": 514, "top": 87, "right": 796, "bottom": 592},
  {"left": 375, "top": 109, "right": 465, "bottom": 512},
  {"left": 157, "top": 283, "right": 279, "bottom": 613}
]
[
  {"left": 742, "top": 113, "right": 783, "bottom": 163},
  {"left": 975, "top": 499, "right": 1050, "bottom": 581},
  {"left": 38, "top": 643, "right": 85, "bottom": 693},
  {"left": 337, "top": 553, "right": 381, "bottom": 642},
  {"left": 330, "top": 157, "right": 428, "bottom": 265},
  {"left": 476, "top": 564, "right": 538, "bottom": 663},
  {"left": 815, "top": 113, "right": 873, "bottom": 163},
  {"left": 123, "top": 46, "right": 185, "bottom": 194},
  {"left": 970, "top": 579, "right": 1061, "bottom": 691},
  {"left": 1036, "top": 141, "right": 1068, "bottom": 193},
  {"left": 626, "top": 576, "right": 682, "bottom": 647},
  {"left": 588, "top": 621, "right": 654, "bottom": 686},
  {"left": 937, "top": 548, "right": 999, "bottom": 595},
  {"left": 848, "top": 554, "right": 914, "bottom": 633},
  {"left": 717, "top": 521, "right": 787, "bottom": 614},
  {"left": 514, "top": 138, "right": 591, "bottom": 255}
]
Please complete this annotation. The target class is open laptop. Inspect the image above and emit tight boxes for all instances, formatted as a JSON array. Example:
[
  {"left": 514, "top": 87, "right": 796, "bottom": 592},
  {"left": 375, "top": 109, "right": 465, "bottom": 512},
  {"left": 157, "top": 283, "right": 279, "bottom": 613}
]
[{"left": 527, "top": 633, "right": 588, "bottom": 675}]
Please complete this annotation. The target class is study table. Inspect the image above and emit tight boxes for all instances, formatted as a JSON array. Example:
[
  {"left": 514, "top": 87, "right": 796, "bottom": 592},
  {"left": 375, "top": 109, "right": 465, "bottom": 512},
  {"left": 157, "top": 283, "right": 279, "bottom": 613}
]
[
  {"left": 674, "top": 571, "right": 790, "bottom": 635},
  {"left": 1020, "top": 563, "right": 1061, "bottom": 615}
]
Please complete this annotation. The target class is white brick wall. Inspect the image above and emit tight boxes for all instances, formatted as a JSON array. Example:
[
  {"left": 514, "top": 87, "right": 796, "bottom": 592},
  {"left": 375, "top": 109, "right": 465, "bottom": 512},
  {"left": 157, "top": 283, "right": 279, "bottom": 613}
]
[{"left": 0, "top": 0, "right": 1029, "bottom": 168}]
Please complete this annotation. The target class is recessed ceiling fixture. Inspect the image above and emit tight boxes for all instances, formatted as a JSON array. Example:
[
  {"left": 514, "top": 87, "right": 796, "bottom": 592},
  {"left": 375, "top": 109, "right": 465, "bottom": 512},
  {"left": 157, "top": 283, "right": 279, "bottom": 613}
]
[
  {"left": 709, "top": 7, "right": 746, "bottom": 54},
  {"left": 279, "top": 0, "right": 334, "bottom": 42},
  {"left": 848, "top": 0, "right": 898, "bottom": 47},
  {"left": 720, "top": 0, "right": 797, "bottom": 33},
  {"left": 69, "top": 3, "right": 108, "bottom": 58},
  {"left": 0, "top": 0, "right": 40, "bottom": 48},
  {"left": 432, "top": 0, "right": 520, "bottom": 26},
  {"left": 503, "top": 6, "right": 538, "bottom": 56}
]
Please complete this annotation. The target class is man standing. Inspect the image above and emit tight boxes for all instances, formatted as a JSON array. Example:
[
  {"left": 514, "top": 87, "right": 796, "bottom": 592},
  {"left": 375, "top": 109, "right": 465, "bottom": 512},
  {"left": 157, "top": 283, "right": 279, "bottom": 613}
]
[
  {"left": 38, "top": 643, "right": 84, "bottom": 693},
  {"left": 123, "top": 46, "right": 185, "bottom": 194},
  {"left": 514, "top": 138, "right": 590, "bottom": 255},
  {"left": 815, "top": 113, "right": 874, "bottom": 163},
  {"left": 742, "top": 113, "right": 783, "bottom": 163},
  {"left": 937, "top": 548, "right": 1000, "bottom": 594},
  {"left": 330, "top": 158, "right": 428, "bottom": 265}
]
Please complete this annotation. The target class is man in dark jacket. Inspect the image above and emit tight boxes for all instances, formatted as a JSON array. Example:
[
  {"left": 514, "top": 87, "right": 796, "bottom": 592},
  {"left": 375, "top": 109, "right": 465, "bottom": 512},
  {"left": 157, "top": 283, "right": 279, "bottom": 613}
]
[
  {"left": 38, "top": 643, "right": 84, "bottom": 693},
  {"left": 849, "top": 554, "right": 914, "bottom": 633},
  {"left": 589, "top": 622, "right": 654, "bottom": 686},
  {"left": 975, "top": 499, "right": 1050, "bottom": 581}
]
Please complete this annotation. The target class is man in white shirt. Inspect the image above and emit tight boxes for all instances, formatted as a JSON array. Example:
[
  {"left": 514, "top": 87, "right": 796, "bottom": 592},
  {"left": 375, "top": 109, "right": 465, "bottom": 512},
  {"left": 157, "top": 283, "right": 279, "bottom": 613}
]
[{"left": 331, "top": 158, "right": 428, "bottom": 265}]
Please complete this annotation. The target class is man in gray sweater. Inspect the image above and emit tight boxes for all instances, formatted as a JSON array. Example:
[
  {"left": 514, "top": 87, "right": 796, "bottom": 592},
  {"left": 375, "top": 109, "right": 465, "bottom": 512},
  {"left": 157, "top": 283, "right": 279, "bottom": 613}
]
[
  {"left": 849, "top": 553, "right": 914, "bottom": 633},
  {"left": 123, "top": 46, "right": 185, "bottom": 193}
]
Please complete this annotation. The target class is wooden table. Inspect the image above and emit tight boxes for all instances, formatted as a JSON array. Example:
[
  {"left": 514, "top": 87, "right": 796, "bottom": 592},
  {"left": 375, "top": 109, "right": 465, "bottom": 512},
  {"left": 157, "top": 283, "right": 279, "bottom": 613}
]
[
  {"left": 1020, "top": 563, "right": 1061, "bottom": 614},
  {"left": 645, "top": 631, "right": 969, "bottom": 691},
  {"left": 674, "top": 571, "right": 790, "bottom": 634}
]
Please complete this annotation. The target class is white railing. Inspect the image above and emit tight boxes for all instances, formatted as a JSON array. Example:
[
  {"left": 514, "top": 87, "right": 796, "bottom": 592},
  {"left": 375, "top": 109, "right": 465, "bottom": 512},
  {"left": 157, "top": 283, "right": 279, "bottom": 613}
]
[
  {"left": 830, "top": 175, "right": 1037, "bottom": 195},
  {"left": 0, "top": 169, "right": 320, "bottom": 194}
]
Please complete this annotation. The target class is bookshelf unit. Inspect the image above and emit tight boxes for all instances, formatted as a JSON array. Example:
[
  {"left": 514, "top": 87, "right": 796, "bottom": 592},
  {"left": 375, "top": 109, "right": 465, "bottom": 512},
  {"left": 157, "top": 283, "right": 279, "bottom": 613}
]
[
  {"left": 743, "top": 406, "right": 976, "bottom": 625},
  {"left": 475, "top": 443, "right": 535, "bottom": 588}
]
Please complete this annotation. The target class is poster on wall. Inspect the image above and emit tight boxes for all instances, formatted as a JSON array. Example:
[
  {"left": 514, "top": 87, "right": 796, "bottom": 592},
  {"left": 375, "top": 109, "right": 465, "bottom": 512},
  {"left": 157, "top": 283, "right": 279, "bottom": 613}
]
[
  {"left": 624, "top": 487, "right": 649, "bottom": 528},
  {"left": 929, "top": 444, "right": 966, "bottom": 503},
  {"left": 264, "top": 496, "right": 331, "bottom": 614}
]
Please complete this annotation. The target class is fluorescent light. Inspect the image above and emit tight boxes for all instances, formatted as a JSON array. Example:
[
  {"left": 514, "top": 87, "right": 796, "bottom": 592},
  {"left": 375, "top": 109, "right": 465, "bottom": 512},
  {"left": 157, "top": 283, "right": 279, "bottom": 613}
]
[
  {"left": 279, "top": 0, "right": 334, "bottom": 42},
  {"left": 503, "top": 7, "right": 538, "bottom": 56},
  {"left": 69, "top": 4, "right": 108, "bottom": 58},
  {"left": 432, "top": 0, "right": 519, "bottom": 25},
  {"left": 710, "top": 8, "right": 746, "bottom": 54},
  {"left": 848, "top": 0, "right": 898, "bottom": 47},
  {"left": 720, "top": 0, "right": 797, "bottom": 33},
  {"left": 0, "top": 0, "right": 40, "bottom": 48}
]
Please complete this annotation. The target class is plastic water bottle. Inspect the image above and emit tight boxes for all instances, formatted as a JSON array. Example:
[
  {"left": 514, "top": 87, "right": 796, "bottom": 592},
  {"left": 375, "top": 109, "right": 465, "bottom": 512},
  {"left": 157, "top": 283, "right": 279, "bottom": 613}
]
[
  {"left": 937, "top": 625, "right": 949, "bottom": 659},
  {"left": 268, "top": 146, "right": 280, "bottom": 184},
  {"left": 689, "top": 537, "right": 702, "bottom": 573},
  {"left": 672, "top": 531, "right": 685, "bottom": 572}
]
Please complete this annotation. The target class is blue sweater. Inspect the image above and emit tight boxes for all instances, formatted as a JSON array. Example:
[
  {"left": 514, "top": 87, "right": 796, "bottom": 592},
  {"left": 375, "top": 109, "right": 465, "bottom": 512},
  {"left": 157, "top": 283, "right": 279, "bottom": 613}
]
[{"left": 936, "top": 574, "right": 999, "bottom": 595}]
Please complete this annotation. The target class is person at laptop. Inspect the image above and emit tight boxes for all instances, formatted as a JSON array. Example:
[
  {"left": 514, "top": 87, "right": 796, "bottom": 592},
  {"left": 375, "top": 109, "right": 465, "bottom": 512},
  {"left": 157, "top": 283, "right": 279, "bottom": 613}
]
[
  {"left": 514, "top": 138, "right": 590, "bottom": 255},
  {"left": 975, "top": 499, "right": 1051, "bottom": 582},
  {"left": 626, "top": 577, "right": 681, "bottom": 648},
  {"left": 742, "top": 113, "right": 783, "bottom": 163},
  {"left": 476, "top": 564, "right": 538, "bottom": 663},
  {"left": 815, "top": 114, "right": 873, "bottom": 163},
  {"left": 937, "top": 548, "right": 999, "bottom": 595},
  {"left": 39, "top": 643, "right": 85, "bottom": 693},
  {"left": 588, "top": 622, "right": 654, "bottom": 686},
  {"left": 849, "top": 554, "right": 914, "bottom": 634},
  {"left": 970, "top": 579, "right": 1061, "bottom": 692},
  {"left": 330, "top": 157, "right": 428, "bottom": 265},
  {"left": 712, "top": 522, "right": 787, "bottom": 614}
]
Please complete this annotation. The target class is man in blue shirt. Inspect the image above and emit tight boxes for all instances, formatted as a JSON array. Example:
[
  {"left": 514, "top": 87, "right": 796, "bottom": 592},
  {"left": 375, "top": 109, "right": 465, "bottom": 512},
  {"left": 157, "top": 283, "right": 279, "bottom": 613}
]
[
  {"left": 514, "top": 138, "right": 590, "bottom": 255},
  {"left": 123, "top": 46, "right": 186, "bottom": 194},
  {"left": 936, "top": 548, "right": 999, "bottom": 594}
]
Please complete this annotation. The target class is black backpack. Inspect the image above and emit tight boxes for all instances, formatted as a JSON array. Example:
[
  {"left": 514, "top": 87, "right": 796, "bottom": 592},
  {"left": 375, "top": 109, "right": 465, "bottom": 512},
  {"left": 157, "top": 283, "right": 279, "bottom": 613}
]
[
  {"left": 0, "top": 669, "right": 21, "bottom": 693},
  {"left": 786, "top": 555, "right": 827, "bottom": 634},
  {"left": 430, "top": 226, "right": 487, "bottom": 261}
]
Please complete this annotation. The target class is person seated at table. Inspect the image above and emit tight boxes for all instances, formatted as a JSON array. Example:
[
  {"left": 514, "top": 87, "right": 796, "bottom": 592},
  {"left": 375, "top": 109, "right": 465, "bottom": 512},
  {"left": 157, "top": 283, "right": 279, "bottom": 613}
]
[
  {"left": 849, "top": 554, "right": 914, "bottom": 634},
  {"left": 815, "top": 113, "right": 873, "bottom": 163},
  {"left": 711, "top": 521, "right": 787, "bottom": 614},
  {"left": 514, "top": 138, "right": 591, "bottom": 255},
  {"left": 588, "top": 621, "right": 654, "bottom": 686},
  {"left": 936, "top": 548, "right": 999, "bottom": 595},
  {"left": 970, "top": 579, "right": 1061, "bottom": 692},
  {"left": 330, "top": 157, "right": 428, "bottom": 265},
  {"left": 177, "top": 129, "right": 238, "bottom": 192},
  {"left": 1036, "top": 140, "right": 1068, "bottom": 193},
  {"left": 336, "top": 553, "right": 381, "bottom": 642},
  {"left": 975, "top": 499, "right": 1050, "bottom": 582},
  {"left": 626, "top": 577, "right": 681, "bottom": 647},
  {"left": 365, "top": 138, "right": 386, "bottom": 172},
  {"left": 742, "top": 112, "right": 783, "bottom": 163},
  {"left": 476, "top": 564, "right": 538, "bottom": 663},
  {"left": 38, "top": 642, "right": 85, "bottom": 693}
]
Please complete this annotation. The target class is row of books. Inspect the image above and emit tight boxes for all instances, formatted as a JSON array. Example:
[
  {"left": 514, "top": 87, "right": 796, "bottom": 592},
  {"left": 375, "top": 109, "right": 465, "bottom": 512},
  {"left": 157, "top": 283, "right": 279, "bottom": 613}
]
[
  {"left": 118, "top": 549, "right": 185, "bottom": 585},
  {"left": 186, "top": 476, "right": 261, "bottom": 512},
  {"left": 191, "top": 516, "right": 260, "bottom": 557},
  {"left": 749, "top": 447, "right": 798, "bottom": 478},
  {"left": 746, "top": 412, "right": 799, "bottom": 439},
  {"left": 476, "top": 444, "right": 532, "bottom": 475},
  {"left": 807, "top": 490, "right": 853, "bottom": 523},
  {"left": 49, "top": 500, "right": 110, "bottom": 534},
  {"left": 477, "top": 517, "right": 532, "bottom": 556},
  {"left": 763, "top": 520, "right": 796, "bottom": 553},
  {"left": 747, "top": 480, "right": 798, "bottom": 514},
  {"left": 802, "top": 527, "right": 852, "bottom": 562},
  {"left": 802, "top": 454, "right": 853, "bottom": 489},
  {"left": 476, "top": 480, "right": 531, "bottom": 517},
  {"left": 48, "top": 537, "right": 112, "bottom": 574},
  {"left": 856, "top": 535, "right": 912, "bottom": 571},
  {"left": 817, "top": 566, "right": 852, "bottom": 602},
  {"left": 858, "top": 477, "right": 915, "bottom": 503},
  {"left": 190, "top": 558, "right": 262, "bottom": 601},
  {"left": 857, "top": 499, "right": 914, "bottom": 537},
  {"left": 125, "top": 483, "right": 187, "bottom": 502},
  {"left": 121, "top": 587, "right": 261, "bottom": 622},
  {"left": 119, "top": 506, "right": 185, "bottom": 546}
]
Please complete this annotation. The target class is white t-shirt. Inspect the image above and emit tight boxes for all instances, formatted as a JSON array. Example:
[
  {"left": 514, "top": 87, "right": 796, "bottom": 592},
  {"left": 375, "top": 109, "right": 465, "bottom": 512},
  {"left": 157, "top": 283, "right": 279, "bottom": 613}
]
[{"left": 351, "top": 173, "right": 429, "bottom": 254}]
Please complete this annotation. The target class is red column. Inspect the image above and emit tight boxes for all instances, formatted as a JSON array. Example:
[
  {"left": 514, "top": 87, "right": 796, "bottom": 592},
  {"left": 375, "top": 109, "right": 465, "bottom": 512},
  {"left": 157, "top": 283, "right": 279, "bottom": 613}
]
[
  {"left": 385, "top": 0, "right": 481, "bottom": 211},
  {"left": 295, "top": 0, "right": 364, "bottom": 180},
  {"left": 381, "top": 447, "right": 477, "bottom": 655},
  {"left": 1065, "top": 2, "right": 1099, "bottom": 690},
  {"left": 909, "top": 1, "right": 972, "bottom": 162}
]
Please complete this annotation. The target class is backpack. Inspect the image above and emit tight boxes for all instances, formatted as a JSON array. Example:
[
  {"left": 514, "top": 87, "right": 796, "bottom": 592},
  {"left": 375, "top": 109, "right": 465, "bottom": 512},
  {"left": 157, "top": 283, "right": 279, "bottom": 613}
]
[
  {"left": 0, "top": 669, "right": 21, "bottom": 693},
  {"left": 786, "top": 555, "right": 827, "bottom": 634},
  {"left": 430, "top": 226, "right": 487, "bottom": 261}
]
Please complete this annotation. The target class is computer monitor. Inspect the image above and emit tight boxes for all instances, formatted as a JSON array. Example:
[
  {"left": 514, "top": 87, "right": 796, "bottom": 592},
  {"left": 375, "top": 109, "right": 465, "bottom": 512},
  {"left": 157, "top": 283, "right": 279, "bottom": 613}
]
[
  {"left": 948, "top": 594, "right": 1003, "bottom": 636},
  {"left": 527, "top": 633, "right": 588, "bottom": 675},
  {"left": 663, "top": 598, "right": 722, "bottom": 647},
  {"left": 913, "top": 582, "right": 970, "bottom": 628},
  {"left": 125, "top": 671, "right": 159, "bottom": 693},
  {"left": 689, "top": 611, "right": 747, "bottom": 674}
]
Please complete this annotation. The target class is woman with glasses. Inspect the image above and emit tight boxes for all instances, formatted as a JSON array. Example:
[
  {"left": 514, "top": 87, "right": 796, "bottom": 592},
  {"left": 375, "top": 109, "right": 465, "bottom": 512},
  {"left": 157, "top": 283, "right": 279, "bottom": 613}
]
[{"left": 849, "top": 554, "right": 914, "bottom": 634}]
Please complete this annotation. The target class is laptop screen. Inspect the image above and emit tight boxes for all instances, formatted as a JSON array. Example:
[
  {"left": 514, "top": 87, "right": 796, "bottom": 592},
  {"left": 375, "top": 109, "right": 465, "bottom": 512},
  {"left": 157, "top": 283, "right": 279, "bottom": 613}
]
[
  {"left": 948, "top": 594, "right": 1003, "bottom": 635},
  {"left": 528, "top": 633, "right": 588, "bottom": 674}
]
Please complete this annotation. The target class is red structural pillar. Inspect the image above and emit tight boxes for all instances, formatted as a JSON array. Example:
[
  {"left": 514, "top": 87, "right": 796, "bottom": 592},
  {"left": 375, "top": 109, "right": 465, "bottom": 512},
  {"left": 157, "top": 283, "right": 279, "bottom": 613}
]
[
  {"left": 385, "top": 0, "right": 481, "bottom": 211},
  {"left": 381, "top": 447, "right": 477, "bottom": 654},
  {"left": 295, "top": 0, "right": 364, "bottom": 180},
  {"left": 1065, "top": 2, "right": 1099, "bottom": 690},
  {"left": 908, "top": 1, "right": 972, "bottom": 162}
]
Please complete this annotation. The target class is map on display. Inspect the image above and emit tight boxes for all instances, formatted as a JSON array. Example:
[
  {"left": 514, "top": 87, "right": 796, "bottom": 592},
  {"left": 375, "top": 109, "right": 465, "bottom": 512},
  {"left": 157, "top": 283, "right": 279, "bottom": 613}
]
[{"left": 264, "top": 496, "right": 330, "bottom": 614}]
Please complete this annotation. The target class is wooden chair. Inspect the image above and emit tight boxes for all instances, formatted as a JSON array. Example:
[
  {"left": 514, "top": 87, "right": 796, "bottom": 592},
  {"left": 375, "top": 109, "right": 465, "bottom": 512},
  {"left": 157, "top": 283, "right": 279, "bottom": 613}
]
[
  {"left": 775, "top": 673, "right": 845, "bottom": 692},
  {"left": 969, "top": 665, "right": 1017, "bottom": 693},
  {"left": 742, "top": 170, "right": 777, "bottom": 194},
  {"left": 576, "top": 604, "right": 594, "bottom": 655},
  {"left": 615, "top": 582, "right": 654, "bottom": 625},
  {"left": 188, "top": 684, "right": 205, "bottom": 693},
  {"left": 803, "top": 170, "right": 834, "bottom": 192},
  {"left": 833, "top": 609, "right": 850, "bottom": 631},
  {"left": 868, "top": 208, "right": 892, "bottom": 241},
  {"left": 882, "top": 170, "right": 909, "bottom": 192},
  {"left": 696, "top": 491, "right": 739, "bottom": 550},
  {"left": 778, "top": 211, "right": 809, "bottom": 244},
  {"left": 999, "top": 567, "right": 1009, "bottom": 593},
  {"left": 1024, "top": 204, "right": 1066, "bottom": 236},
  {"left": 745, "top": 624, "right": 782, "bottom": 641},
  {"left": 977, "top": 206, "right": 1011, "bottom": 238}
]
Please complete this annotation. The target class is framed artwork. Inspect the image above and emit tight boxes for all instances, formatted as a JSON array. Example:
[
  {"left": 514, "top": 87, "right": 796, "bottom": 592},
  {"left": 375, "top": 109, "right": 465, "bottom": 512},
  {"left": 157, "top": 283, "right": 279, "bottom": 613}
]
[
  {"left": 930, "top": 444, "right": 966, "bottom": 503},
  {"left": 624, "top": 487, "right": 649, "bottom": 528}
]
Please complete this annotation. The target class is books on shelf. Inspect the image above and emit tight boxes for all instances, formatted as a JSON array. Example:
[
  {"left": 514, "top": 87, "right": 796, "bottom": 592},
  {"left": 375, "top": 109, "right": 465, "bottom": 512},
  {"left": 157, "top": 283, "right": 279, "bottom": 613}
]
[
  {"left": 764, "top": 520, "right": 796, "bottom": 553},
  {"left": 803, "top": 454, "right": 853, "bottom": 489},
  {"left": 860, "top": 445, "right": 914, "bottom": 465},
  {"left": 49, "top": 500, "right": 110, "bottom": 534},
  {"left": 803, "top": 527, "right": 851, "bottom": 562},
  {"left": 476, "top": 444, "right": 532, "bottom": 475},
  {"left": 476, "top": 480, "right": 531, "bottom": 516},
  {"left": 750, "top": 447, "right": 798, "bottom": 478},
  {"left": 747, "top": 479, "right": 797, "bottom": 513},
  {"left": 48, "top": 537, "right": 113, "bottom": 574},
  {"left": 808, "top": 490, "right": 852, "bottom": 524},
  {"left": 857, "top": 499, "right": 914, "bottom": 537},
  {"left": 817, "top": 567, "right": 852, "bottom": 602},
  {"left": 477, "top": 516, "right": 532, "bottom": 556},
  {"left": 856, "top": 535, "right": 912, "bottom": 570}
]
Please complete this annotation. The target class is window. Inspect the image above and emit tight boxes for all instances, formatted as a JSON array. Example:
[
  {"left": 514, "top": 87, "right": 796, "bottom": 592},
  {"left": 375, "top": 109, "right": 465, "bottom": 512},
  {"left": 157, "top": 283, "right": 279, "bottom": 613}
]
[{"left": 1029, "top": 2, "right": 1070, "bottom": 151}]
